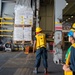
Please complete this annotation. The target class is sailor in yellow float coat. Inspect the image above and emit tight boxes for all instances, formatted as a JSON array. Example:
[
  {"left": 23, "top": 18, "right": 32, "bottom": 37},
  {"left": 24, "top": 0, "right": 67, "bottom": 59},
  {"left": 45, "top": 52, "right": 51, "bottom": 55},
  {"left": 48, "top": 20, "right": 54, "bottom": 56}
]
[
  {"left": 33, "top": 27, "right": 48, "bottom": 74},
  {"left": 63, "top": 31, "right": 75, "bottom": 75}
]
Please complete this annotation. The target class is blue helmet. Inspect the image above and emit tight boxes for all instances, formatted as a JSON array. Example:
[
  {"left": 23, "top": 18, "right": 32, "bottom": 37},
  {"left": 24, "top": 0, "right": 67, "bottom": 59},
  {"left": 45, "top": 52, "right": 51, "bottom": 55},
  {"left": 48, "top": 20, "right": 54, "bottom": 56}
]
[{"left": 68, "top": 31, "right": 74, "bottom": 37}]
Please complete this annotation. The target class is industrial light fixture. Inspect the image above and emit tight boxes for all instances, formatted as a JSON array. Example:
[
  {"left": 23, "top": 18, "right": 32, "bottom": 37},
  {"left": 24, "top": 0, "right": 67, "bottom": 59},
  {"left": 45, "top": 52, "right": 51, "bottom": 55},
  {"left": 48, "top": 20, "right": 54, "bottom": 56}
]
[
  {"left": 68, "top": 18, "right": 70, "bottom": 20},
  {"left": 66, "top": 19, "right": 68, "bottom": 21},
  {"left": 66, "top": 3, "right": 68, "bottom": 6},
  {"left": 71, "top": 16, "right": 73, "bottom": 18}
]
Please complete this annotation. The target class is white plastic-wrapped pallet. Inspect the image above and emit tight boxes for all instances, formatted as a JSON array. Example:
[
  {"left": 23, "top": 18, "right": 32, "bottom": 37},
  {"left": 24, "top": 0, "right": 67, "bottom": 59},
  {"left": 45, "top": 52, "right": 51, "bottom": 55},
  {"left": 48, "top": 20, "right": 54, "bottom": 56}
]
[
  {"left": 14, "top": 0, "right": 33, "bottom": 25},
  {"left": 13, "top": 26, "right": 32, "bottom": 41},
  {"left": 13, "top": 0, "right": 33, "bottom": 41},
  {"left": 14, "top": 6, "right": 33, "bottom": 25},
  {"left": 24, "top": 27, "right": 32, "bottom": 41},
  {"left": 13, "top": 27, "right": 24, "bottom": 41}
]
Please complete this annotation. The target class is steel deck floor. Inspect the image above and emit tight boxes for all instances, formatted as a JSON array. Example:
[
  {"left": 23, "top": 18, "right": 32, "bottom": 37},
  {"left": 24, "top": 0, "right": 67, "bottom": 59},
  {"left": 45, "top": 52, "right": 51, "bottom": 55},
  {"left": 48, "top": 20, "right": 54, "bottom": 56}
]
[{"left": 0, "top": 51, "right": 64, "bottom": 75}]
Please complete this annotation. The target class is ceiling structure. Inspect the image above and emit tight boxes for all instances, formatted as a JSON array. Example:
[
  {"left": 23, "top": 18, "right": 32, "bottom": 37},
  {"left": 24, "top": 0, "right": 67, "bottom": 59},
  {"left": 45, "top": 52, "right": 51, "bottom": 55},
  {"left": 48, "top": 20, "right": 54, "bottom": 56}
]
[
  {"left": 66, "top": 0, "right": 75, "bottom": 3},
  {"left": 40, "top": 0, "right": 53, "bottom": 6},
  {"left": 2, "top": 0, "right": 16, "bottom": 3},
  {"left": 2, "top": 0, "right": 54, "bottom": 5},
  {"left": 1, "top": 0, "right": 75, "bottom": 23},
  {"left": 40, "top": 0, "right": 75, "bottom": 23},
  {"left": 63, "top": 0, "right": 75, "bottom": 23}
]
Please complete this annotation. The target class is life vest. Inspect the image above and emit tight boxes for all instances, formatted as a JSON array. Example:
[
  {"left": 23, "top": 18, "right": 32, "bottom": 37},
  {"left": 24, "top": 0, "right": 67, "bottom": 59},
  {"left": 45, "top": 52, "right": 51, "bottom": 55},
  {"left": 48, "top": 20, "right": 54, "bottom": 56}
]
[
  {"left": 64, "top": 43, "right": 75, "bottom": 75},
  {"left": 65, "top": 46, "right": 71, "bottom": 64},
  {"left": 35, "top": 33, "right": 46, "bottom": 49}
]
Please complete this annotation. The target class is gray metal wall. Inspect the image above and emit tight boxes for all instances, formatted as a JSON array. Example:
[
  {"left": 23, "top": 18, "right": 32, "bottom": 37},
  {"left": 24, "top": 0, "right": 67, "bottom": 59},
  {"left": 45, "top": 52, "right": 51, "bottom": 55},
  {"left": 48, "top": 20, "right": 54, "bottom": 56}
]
[
  {"left": 39, "top": 2, "right": 54, "bottom": 32},
  {"left": 2, "top": 2, "right": 15, "bottom": 17},
  {"left": 1, "top": 2, "right": 15, "bottom": 43}
]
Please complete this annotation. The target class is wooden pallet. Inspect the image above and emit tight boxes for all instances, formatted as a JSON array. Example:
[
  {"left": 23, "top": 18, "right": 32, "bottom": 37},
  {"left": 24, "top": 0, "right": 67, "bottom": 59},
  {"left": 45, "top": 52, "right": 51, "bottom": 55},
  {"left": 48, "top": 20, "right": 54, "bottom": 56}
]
[
  {"left": 13, "top": 41, "right": 25, "bottom": 44},
  {"left": 14, "top": 25, "right": 33, "bottom": 27},
  {"left": 13, "top": 40, "right": 33, "bottom": 44}
]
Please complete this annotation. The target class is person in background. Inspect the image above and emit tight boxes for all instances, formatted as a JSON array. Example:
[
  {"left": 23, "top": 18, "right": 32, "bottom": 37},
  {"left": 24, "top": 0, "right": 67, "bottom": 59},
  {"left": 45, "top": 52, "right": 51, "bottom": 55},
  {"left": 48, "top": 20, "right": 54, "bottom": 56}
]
[
  {"left": 33, "top": 27, "right": 48, "bottom": 74},
  {"left": 63, "top": 23, "right": 75, "bottom": 64},
  {"left": 70, "top": 23, "right": 75, "bottom": 38},
  {"left": 63, "top": 31, "right": 75, "bottom": 75}
]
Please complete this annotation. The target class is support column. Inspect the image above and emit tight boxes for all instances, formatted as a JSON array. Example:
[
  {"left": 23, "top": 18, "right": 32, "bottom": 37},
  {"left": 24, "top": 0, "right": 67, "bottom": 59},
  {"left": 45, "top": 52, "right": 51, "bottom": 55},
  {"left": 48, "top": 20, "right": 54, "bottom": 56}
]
[
  {"left": 0, "top": 0, "right": 2, "bottom": 16},
  {"left": 32, "top": 0, "right": 35, "bottom": 14},
  {"left": 54, "top": 0, "right": 66, "bottom": 45},
  {"left": 36, "top": 0, "right": 40, "bottom": 27},
  {"left": 53, "top": 0, "right": 66, "bottom": 64}
]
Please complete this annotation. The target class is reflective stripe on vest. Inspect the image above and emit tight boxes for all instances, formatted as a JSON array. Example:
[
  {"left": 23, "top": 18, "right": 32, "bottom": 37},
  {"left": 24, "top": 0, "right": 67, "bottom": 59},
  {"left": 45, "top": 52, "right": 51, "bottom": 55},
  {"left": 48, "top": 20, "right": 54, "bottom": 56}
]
[{"left": 65, "top": 43, "right": 75, "bottom": 65}]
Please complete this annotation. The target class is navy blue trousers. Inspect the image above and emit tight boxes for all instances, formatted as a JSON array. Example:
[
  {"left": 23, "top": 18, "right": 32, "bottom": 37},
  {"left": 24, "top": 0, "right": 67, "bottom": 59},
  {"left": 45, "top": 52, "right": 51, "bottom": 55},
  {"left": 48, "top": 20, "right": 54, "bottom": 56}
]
[{"left": 35, "top": 47, "right": 48, "bottom": 69}]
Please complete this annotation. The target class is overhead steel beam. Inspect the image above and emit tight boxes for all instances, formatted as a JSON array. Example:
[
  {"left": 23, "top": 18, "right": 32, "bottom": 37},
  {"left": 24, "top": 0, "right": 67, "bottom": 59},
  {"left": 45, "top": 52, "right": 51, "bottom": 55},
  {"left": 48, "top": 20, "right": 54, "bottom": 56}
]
[
  {"left": 63, "top": 3, "right": 75, "bottom": 15},
  {"left": 50, "top": 0, "right": 52, "bottom": 4},
  {"left": 66, "top": 0, "right": 75, "bottom": 3},
  {"left": 71, "top": 10, "right": 75, "bottom": 15},
  {"left": 2, "top": 0, "right": 16, "bottom": 3},
  {"left": 63, "top": 15, "right": 75, "bottom": 17}
]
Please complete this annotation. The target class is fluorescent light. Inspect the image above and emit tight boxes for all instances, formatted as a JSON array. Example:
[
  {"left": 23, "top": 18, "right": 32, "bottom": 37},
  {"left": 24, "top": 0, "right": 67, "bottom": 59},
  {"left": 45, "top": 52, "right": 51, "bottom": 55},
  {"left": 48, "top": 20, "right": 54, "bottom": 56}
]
[
  {"left": 68, "top": 18, "right": 70, "bottom": 19},
  {"left": 71, "top": 16, "right": 73, "bottom": 18},
  {"left": 66, "top": 19, "right": 68, "bottom": 21},
  {"left": 66, "top": 3, "right": 68, "bottom": 6}
]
